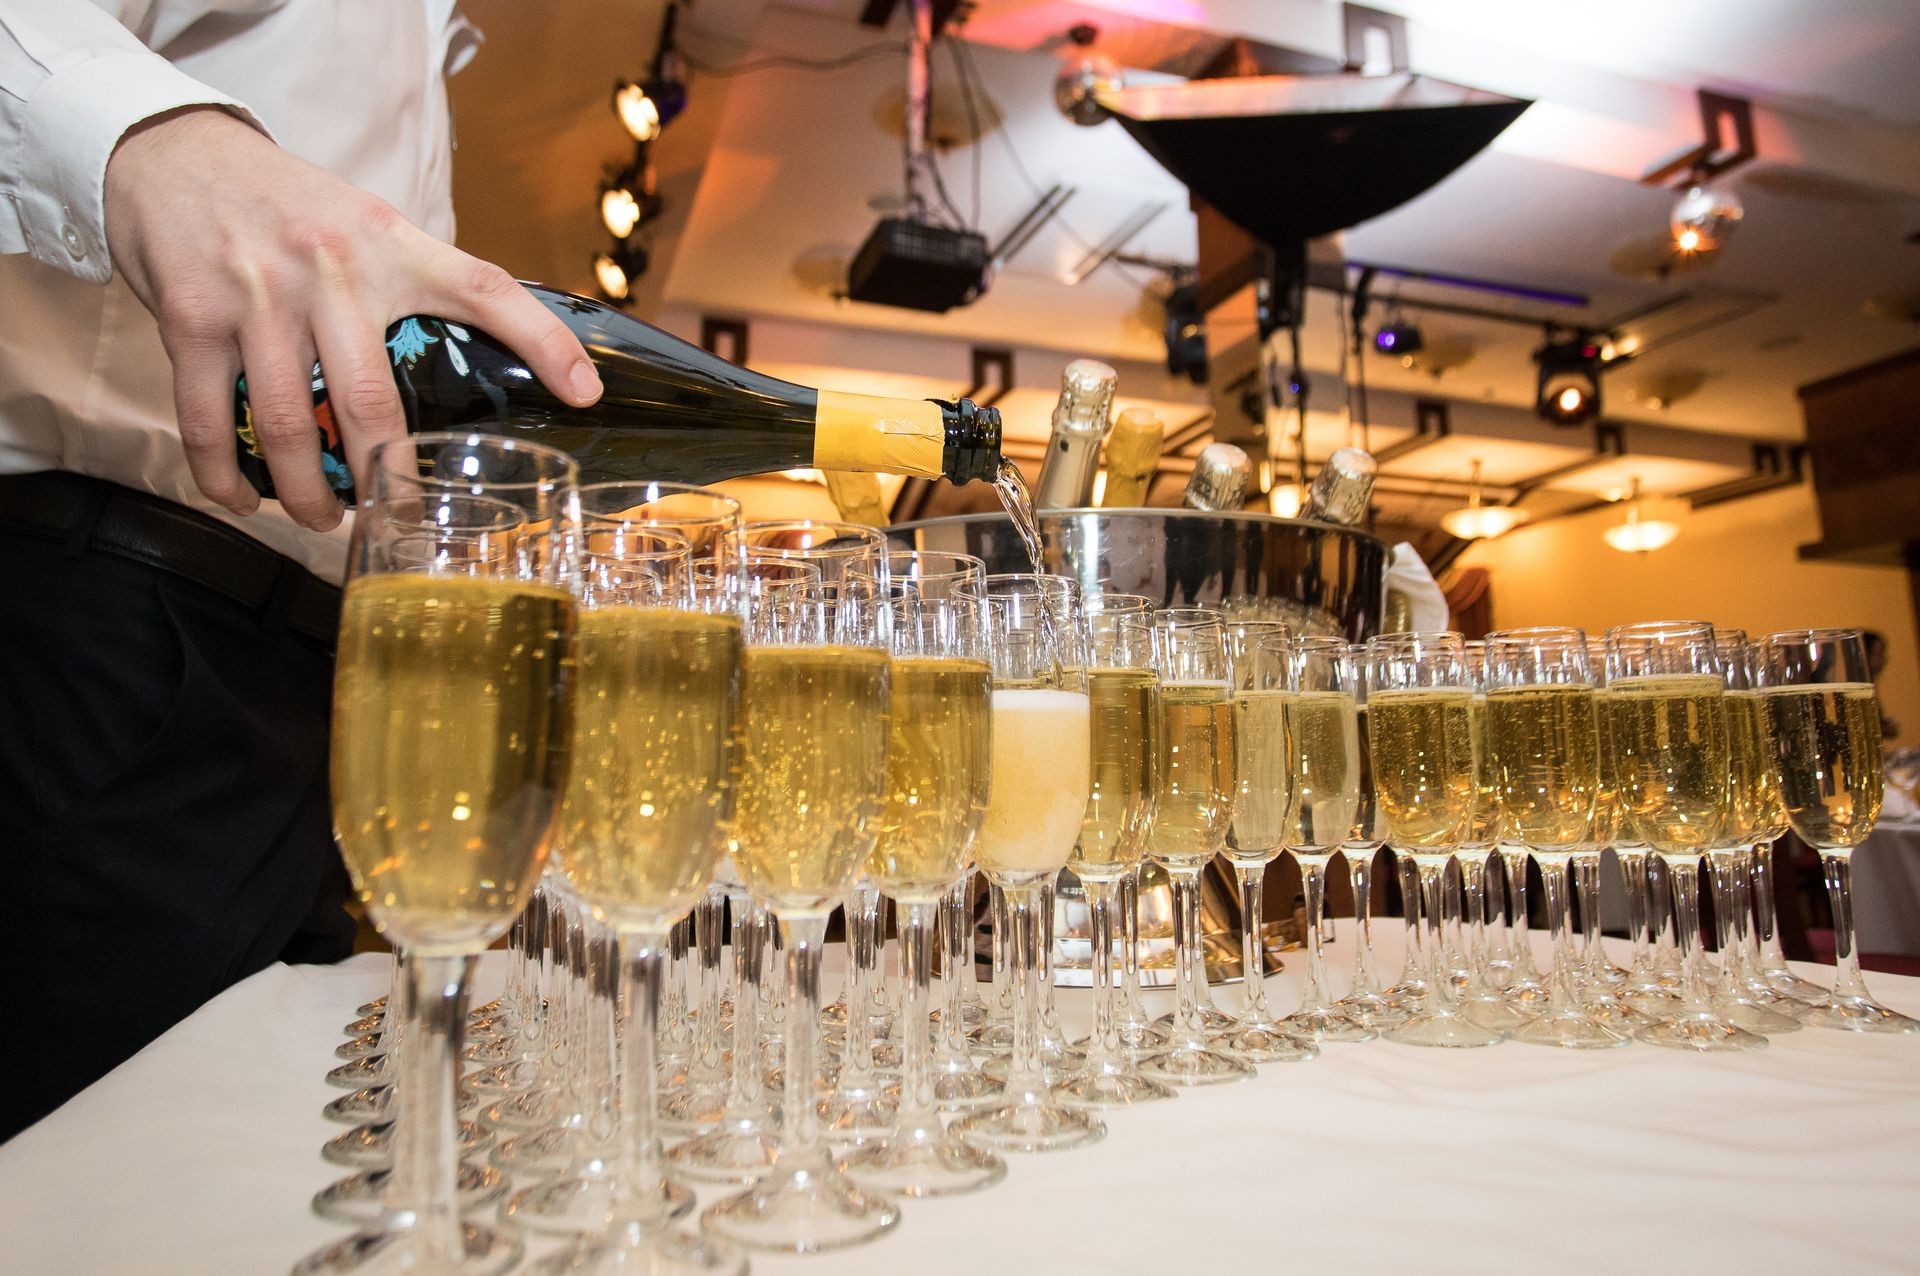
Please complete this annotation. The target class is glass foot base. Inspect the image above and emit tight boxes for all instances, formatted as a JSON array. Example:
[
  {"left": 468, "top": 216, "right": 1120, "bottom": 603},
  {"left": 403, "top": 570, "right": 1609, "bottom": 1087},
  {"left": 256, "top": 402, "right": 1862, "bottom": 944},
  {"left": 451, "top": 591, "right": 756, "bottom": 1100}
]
[
  {"left": 659, "top": 1086, "right": 730, "bottom": 1135},
  {"left": 342, "top": 1012, "right": 385, "bottom": 1037},
  {"left": 322, "top": 1118, "right": 492, "bottom": 1169},
  {"left": 1716, "top": 997, "right": 1802, "bottom": 1035},
  {"left": 1385, "top": 1010, "right": 1505, "bottom": 1049},
  {"left": 816, "top": 1090, "right": 898, "bottom": 1144},
  {"left": 478, "top": 1087, "right": 562, "bottom": 1133},
  {"left": 1284, "top": 1008, "right": 1377, "bottom": 1044},
  {"left": 1114, "top": 1019, "right": 1169, "bottom": 1052},
  {"left": 530, "top": 1226, "right": 745, "bottom": 1275},
  {"left": 1800, "top": 994, "right": 1920, "bottom": 1034},
  {"left": 293, "top": 1222, "right": 519, "bottom": 1275},
  {"left": 312, "top": 1161, "right": 506, "bottom": 1226},
  {"left": 1461, "top": 998, "right": 1532, "bottom": 1034},
  {"left": 951, "top": 1098, "right": 1106, "bottom": 1153},
  {"left": 463, "top": 1036, "right": 516, "bottom": 1065},
  {"left": 1763, "top": 967, "right": 1830, "bottom": 1004},
  {"left": 1335, "top": 991, "right": 1408, "bottom": 1029},
  {"left": 502, "top": 1173, "right": 694, "bottom": 1237},
  {"left": 491, "top": 1125, "right": 614, "bottom": 1177},
  {"left": 700, "top": 1158, "right": 900, "bottom": 1254},
  {"left": 931, "top": 1066, "right": 1003, "bottom": 1111},
  {"left": 1511, "top": 1008, "right": 1630, "bottom": 1050},
  {"left": 1054, "top": 1063, "right": 1180, "bottom": 1106},
  {"left": 336, "top": 1033, "right": 385, "bottom": 1061},
  {"left": 665, "top": 1120, "right": 782, "bottom": 1184},
  {"left": 323, "top": 1086, "right": 392, "bottom": 1126},
  {"left": 981, "top": 1048, "right": 1086, "bottom": 1086},
  {"left": 356, "top": 996, "right": 389, "bottom": 1017},
  {"left": 326, "top": 1055, "right": 389, "bottom": 1090},
  {"left": 836, "top": 1129, "right": 1008, "bottom": 1197},
  {"left": 1151, "top": 1004, "right": 1236, "bottom": 1035},
  {"left": 1634, "top": 1015, "right": 1768, "bottom": 1052},
  {"left": 1133, "top": 1045, "right": 1255, "bottom": 1086},
  {"left": 761, "top": 1065, "right": 839, "bottom": 1099},
  {"left": 1220, "top": 1024, "right": 1318, "bottom": 1064},
  {"left": 464, "top": 1059, "right": 546, "bottom": 1095}
]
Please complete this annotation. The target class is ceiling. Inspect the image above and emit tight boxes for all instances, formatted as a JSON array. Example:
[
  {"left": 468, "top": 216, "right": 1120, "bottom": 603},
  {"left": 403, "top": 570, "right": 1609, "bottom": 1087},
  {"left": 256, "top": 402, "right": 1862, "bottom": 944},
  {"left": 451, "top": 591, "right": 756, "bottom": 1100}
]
[{"left": 449, "top": 0, "right": 1920, "bottom": 535}]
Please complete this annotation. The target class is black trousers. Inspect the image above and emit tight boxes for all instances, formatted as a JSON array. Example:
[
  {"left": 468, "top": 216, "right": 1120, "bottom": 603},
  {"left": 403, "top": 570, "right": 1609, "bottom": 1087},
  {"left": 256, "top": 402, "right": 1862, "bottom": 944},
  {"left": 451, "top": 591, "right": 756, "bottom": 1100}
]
[{"left": 0, "top": 507, "right": 353, "bottom": 1141}]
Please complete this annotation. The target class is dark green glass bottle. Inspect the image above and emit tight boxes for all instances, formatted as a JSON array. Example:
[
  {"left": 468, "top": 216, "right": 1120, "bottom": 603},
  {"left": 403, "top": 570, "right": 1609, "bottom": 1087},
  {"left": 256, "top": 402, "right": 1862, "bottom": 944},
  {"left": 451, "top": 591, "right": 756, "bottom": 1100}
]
[{"left": 232, "top": 285, "right": 1002, "bottom": 505}]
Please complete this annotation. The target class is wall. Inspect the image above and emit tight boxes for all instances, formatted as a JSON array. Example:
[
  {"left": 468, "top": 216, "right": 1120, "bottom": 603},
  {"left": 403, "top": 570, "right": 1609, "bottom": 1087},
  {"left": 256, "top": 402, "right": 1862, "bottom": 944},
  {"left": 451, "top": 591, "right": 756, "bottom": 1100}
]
[{"left": 1454, "top": 482, "right": 1920, "bottom": 744}]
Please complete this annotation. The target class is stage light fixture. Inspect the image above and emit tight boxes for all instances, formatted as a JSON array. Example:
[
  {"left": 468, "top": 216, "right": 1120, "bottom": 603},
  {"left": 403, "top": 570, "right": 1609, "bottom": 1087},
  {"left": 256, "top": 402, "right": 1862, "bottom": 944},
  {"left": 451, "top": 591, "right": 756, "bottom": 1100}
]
[
  {"left": 1535, "top": 331, "right": 1604, "bottom": 427},
  {"left": 600, "top": 186, "right": 641, "bottom": 238},
  {"left": 1373, "top": 317, "right": 1424, "bottom": 358},
  {"left": 592, "top": 243, "right": 649, "bottom": 305},
  {"left": 1163, "top": 282, "right": 1208, "bottom": 385},
  {"left": 1671, "top": 181, "right": 1742, "bottom": 256}
]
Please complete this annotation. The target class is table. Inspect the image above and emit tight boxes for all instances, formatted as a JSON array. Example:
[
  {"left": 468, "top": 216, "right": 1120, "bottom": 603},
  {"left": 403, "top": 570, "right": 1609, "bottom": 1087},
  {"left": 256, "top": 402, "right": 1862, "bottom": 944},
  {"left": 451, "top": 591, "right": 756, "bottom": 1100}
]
[{"left": 5, "top": 924, "right": 1919, "bottom": 1274}]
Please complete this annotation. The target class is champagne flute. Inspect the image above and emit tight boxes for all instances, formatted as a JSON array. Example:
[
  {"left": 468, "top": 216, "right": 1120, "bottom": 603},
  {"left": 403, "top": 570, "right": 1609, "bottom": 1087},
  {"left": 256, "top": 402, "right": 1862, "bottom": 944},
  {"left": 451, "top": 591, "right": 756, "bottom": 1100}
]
[
  {"left": 299, "top": 434, "right": 577, "bottom": 1276},
  {"left": 1054, "top": 597, "right": 1185, "bottom": 1100},
  {"left": 1218, "top": 625, "right": 1318, "bottom": 1062},
  {"left": 1573, "top": 641, "right": 1633, "bottom": 998},
  {"left": 1368, "top": 633, "right": 1501, "bottom": 1048},
  {"left": 836, "top": 550, "right": 1009, "bottom": 1193},
  {"left": 1758, "top": 629, "right": 1918, "bottom": 1033},
  {"left": 1131, "top": 611, "right": 1256, "bottom": 1085},
  {"left": 1336, "top": 647, "right": 1402, "bottom": 1027},
  {"left": 701, "top": 522, "right": 902, "bottom": 1252},
  {"left": 952, "top": 574, "right": 1106, "bottom": 1150},
  {"left": 514, "top": 525, "right": 745, "bottom": 1273},
  {"left": 1484, "top": 627, "right": 1625, "bottom": 1049},
  {"left": 1453, "top": 651, "right": 1529, "bottom": 1034},
  {"left": 1607, "top": 620, "right": 1762, "bottom": 1052}
]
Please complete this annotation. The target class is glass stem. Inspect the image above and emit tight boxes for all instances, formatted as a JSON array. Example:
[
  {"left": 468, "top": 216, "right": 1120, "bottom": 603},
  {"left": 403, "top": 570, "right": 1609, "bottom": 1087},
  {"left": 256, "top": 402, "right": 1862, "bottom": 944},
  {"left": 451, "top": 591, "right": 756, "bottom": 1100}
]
[
  {"left": 1666, "top": 855, "right": 1714, "bottom": 1018},
  {"left": 395, "top": 951, "right": 472, "bottom": 1263},
  {"left": 1298, "top": 857, "right": 1332, "bottom": 1013},
  {"left": 1648, "top": 854, "right": 1677, "bottom": 969},
  {"left": 1502, "top": 849, "right": 1539, "bottom": 978},
  {"left": 778, "top": 914, "right": 828, "bottom": 1162},
  {"left": 898, "top": 899, "right": 939, "bottom": 1128},
  {"left": 1120, "top": 869, "right": 1145, "bottom": 1016},
  {"left": 1236, "top": 864, "right": 1270, "bottom": 1016},
  {"left": 1419, "top": 861, "right": 1458, "bottom": 1014},
  {"left": 590, "top": 931, "right": 620, "bottom": 1145},
  {"left": 663, "top": 916, "right": 690, "bottom": 1053},
  {"left": 1620, "top": 850, "right": 1650, "bottom": 969},
  {"left": 844, "top": 885, "right": 879, "bottom": 1080},
  {"left": 1461, "top": 857, "right": 1489, "bottom": 983},
  {"left": 1040, "top": 876, "right": 1061, "bottom": 1033},
  {"left": 1573, "top": 856, "right": 1603, "bottom": 974},
  {"left": 1397, "top": 851, "right": 1423, "bottom": 985},
  {"left": 614, "top": 930, "right": 668, "bottom": 1224},
  {"left": 1537, "top": 857, "right": 1578, "bottom": 1010},
  {"left": 1169, "top": 867, "right": 1206, "bottom": 1034},
  {"left": 990, "top": 883, "right": 1011, "bottom": 1015},
  {"left": 1346, "top": 848, "right": 1381, "bottom": 993},
  {"left": 693, "top": 889, "right": 726, "bottom": 1077},
  {"left": 939, "top": 878, "right": 972, "bottom": 1057},
  {"left": 1005, "top": 881, "right": 1047, "bottom": 1094},
  {"left": 1084, "top": 879, "right": 1123, "bottom": 1062},
  {"left": 1483, "top": 851, "right": 1510, "bottom": 964},
  {"left": 1706, "top": 854, "right": 1736, "bottom": 986},
  {"left": 724, "top": 898, "right": 765, "bottom": 1111},
  {"left": 1751, "top": 841, "right": 1791, "bottom": 970},
  {"left": 1731, "top": 851, "right": 1761, "bottom": 980},
  {"left": 1822, "top": 852, "right": 1870, "bottom": 1001}
]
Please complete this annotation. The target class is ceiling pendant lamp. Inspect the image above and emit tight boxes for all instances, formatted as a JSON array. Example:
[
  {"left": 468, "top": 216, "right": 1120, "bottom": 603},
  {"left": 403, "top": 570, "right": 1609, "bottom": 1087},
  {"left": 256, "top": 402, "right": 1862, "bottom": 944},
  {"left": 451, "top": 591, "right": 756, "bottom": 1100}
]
[
  {"left": 1440, "top": 460, "right": 1527, "bottom": 540},
  {"left": 1602, "top": 477, "right": 1683, "bottom": 554}
]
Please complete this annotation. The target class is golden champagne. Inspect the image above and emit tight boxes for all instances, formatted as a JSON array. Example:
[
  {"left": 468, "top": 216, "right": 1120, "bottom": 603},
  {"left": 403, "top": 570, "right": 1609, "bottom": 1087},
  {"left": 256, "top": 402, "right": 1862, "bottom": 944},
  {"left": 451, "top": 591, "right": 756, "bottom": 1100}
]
[
  {"left": 1763, "top": 683, "right": 1883, "bottom": 849},
  {"left": 977, "top": 687, "right": 1091, "bottom": 878},
  {"left": 1150, "top": 681, "right": 1236, "bottom": 866},
  {"left": 556, "top": 607, "right": 742, "bottom": 928},
  {"left": 1071, "top": 667, "right": 1157, "bottom": 880},
  {"left": 333, "top": 573, "right": 572, "bottom": 953},
  {"left": 1726, "top": 689, "right": 1787, "bottom": 842},
  {"left": 730, "top": 645, "right": 891, "bottom": 914},
  {"left": 867, "top": 657, "right": 992, "bottom": 898},
  {"left": 1367, "top": 688, "right": 1474, "bottom": 857},
  {"left": 1607, "top": 674, "right": 1729, "bottom": 854},
  {"left": 1485, "top": 684, "right": 1602, "bottom": 850},
  {"left": 1283, "top": 690, "right": 1361, "bottom": 854},
  {"left": 1348, "top": 704, "right": 1390, "bottom": 845},
  {"left": 1590, "top": 693, "right": 1627, "bottom": 846},
  {"left": 1466, "top": 695, "right": 1500, "bottom": 846},
  {"left": 1224, "top": 689, "right": 1293, "bottom": 865}
]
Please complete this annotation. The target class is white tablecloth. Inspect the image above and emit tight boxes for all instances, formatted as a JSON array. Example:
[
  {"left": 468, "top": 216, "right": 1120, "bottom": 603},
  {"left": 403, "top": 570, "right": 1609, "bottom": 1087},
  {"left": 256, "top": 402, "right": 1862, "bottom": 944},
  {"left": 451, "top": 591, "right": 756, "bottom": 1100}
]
[{"left": 4, "top": 924, "right": 1919, "bottom": 1275}]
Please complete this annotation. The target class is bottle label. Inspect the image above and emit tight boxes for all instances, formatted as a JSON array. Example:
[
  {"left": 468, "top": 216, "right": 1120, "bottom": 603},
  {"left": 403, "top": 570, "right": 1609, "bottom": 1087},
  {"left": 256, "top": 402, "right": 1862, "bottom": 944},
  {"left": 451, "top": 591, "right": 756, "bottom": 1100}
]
[{"left": 812, "top": 390, "right": 944, "bottom": 478}]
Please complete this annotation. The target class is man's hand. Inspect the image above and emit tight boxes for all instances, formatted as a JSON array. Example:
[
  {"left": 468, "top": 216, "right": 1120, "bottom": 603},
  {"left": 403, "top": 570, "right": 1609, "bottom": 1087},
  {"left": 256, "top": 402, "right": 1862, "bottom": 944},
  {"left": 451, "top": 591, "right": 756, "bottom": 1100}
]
[{"left": 103, "top": 108, "right": 603, "bottom": 531}]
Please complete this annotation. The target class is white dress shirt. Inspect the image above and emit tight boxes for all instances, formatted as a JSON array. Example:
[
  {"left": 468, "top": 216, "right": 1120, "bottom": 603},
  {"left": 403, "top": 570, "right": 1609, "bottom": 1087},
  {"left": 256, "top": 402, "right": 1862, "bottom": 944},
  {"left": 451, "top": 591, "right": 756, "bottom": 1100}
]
[{"left": 0, "top": 0, "right": 479, "bottom": 581}]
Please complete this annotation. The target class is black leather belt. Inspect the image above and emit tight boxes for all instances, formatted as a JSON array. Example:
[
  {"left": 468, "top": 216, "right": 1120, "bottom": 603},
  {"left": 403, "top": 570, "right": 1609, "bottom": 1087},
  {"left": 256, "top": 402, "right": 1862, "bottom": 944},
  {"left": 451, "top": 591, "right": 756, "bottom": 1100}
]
[{"left": 0, "top": 471, "right": 340, "bottom": 647}]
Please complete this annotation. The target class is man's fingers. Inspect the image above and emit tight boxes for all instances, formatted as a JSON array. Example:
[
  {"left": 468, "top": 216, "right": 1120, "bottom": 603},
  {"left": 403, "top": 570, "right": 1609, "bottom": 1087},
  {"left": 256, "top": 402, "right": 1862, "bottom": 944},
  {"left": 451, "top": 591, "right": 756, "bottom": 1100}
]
[
  {"left": 415, "top": 247, "right": 601, "bottom": 407},
  {"left": 168, "top": 336, "right": 258, "bottom": 516},
  {"left": 238, "top": 329, "right": 342, "bottom": 532},
  {"left": 313, "top": 294, "right": 408, "bottom": 500}
]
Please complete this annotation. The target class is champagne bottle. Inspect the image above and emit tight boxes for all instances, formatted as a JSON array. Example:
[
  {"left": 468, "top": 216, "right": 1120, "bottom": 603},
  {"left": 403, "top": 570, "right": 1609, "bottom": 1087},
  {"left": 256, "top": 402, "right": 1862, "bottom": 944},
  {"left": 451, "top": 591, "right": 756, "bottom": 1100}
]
[
  {"left": 1182, "top": 442, "right": 1251, "bottom": 511},
  {"left": 1302, "top": 447, "right": 1376, "bottom": 525},
  {"left": 1099, "top": 407, "right": 1164, "bottom": 507},
  {"left": 232, "top": 285, "right": 1002, "bottom": 505},
  {"left": 823, "top": 470, "right": 890, "bottom": 527},
  {"left": 1031, "top": 359, "right": 1117, "bottom": 509}
]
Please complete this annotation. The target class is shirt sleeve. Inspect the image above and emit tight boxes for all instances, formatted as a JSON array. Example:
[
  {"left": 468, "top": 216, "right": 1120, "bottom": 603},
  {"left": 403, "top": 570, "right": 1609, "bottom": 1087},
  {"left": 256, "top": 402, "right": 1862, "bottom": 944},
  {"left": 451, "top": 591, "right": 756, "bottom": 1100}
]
[{"left": 0, "top": 1, "right": 269, "bottom": 284}]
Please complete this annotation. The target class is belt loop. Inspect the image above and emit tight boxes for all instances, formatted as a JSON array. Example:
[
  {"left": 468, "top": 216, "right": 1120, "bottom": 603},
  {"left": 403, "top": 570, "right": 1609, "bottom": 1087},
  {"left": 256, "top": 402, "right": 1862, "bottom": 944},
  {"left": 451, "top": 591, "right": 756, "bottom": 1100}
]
[
  {"left": 261, "top": 557, "right": 300, "bottom": 635},
  {"left": 62, "top": 484, "right": 111, "bottom": 559}
]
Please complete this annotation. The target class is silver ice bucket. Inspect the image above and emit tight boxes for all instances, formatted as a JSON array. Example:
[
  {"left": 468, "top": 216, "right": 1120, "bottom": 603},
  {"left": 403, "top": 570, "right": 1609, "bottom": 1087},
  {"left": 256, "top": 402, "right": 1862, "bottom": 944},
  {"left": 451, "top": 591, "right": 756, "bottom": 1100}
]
[{"left": 889, "top": 509, "right": 1390, "bottom": 984}]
